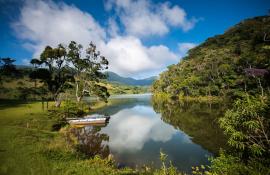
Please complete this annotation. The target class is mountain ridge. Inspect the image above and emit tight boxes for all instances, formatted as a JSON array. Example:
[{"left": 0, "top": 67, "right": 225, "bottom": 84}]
[{"left": 105, "top": 71, "right": 157, "bottom": 86}]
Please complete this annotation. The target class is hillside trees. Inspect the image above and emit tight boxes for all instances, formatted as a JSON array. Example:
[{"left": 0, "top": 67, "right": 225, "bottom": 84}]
[{"left": 152, "top": 16, "right": 270, "bottom": 99}]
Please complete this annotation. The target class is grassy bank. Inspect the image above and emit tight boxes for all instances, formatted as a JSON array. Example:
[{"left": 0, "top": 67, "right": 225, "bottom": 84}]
[{"left": 0, "top": 100, "right": 138, "bottom": 175}]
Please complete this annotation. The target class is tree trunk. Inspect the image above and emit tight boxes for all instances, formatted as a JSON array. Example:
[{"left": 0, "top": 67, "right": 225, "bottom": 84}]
[
  {"left": 75, "top": 81, "right": 82, "bottom": 103},
  {"left": 76, "top": 96, "right": 82, "bottom": 102},
  {"left": 75, "top": 81, "right": 90, "bottom": 103},
  {"left": 55, "top": 99, "right": 61, "bottom": 107},
  {"left": 54, "top": 95, "right": 61, "bottom": 107},
  {"left": 258, "top": 78, "right": 264, "bottom": 96}
]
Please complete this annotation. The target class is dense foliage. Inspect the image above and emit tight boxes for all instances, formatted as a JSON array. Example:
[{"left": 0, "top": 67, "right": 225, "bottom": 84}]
[
  {"left": 153, "top": 16, "right": 270, "bottom": 99},
  {"left": 220, "top": 96, "right": 270, "bottom": 158},
  {"left": 208, "top": 96, "right": 270, "bottom": 175}
]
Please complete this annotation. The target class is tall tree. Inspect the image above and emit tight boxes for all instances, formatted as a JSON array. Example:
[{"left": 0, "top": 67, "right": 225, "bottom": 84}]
[
  {"left": 31, "top": 44, "right": 73, "bottom": 107},
  {"left": 67, "top": 41, "right": 109, "bottom": 102}
]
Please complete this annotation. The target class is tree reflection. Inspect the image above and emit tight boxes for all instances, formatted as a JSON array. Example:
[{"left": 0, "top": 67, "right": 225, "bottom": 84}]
[
  {"left": 69, "top": 126, "right": 110, "bottom": 158},
  {"left": 152, "top": 97, "right": 228, "bottom": 155}
]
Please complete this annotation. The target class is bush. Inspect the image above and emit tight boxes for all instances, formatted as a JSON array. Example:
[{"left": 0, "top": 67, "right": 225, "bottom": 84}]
[
  {"left": 208, "top": 95, "right": 270, "bottom": 175},
  {"left": 219, "top": 96, "right": 270, "bottom": 159}
]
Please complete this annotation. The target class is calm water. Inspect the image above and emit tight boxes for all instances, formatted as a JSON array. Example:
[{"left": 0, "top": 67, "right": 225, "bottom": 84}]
[{"left": 69, "top": 94, "right": 227, "bottom": 173}]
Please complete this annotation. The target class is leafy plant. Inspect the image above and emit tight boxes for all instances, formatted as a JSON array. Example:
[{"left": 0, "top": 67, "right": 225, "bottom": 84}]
[{"left": 219, "top": 96, "right": 270, "bottom": 159}]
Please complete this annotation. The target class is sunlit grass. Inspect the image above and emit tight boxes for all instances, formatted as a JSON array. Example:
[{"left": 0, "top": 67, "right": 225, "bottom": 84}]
[{"left": 0, "top": 101, "right": 138, "bottom": 175}]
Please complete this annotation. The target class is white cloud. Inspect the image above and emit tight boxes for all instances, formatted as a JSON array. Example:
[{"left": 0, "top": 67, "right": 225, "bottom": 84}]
[
  {"left": 178, "top": 42, "right": 197, "bottom": 56},
  {"left": 12, "top": 0, "right": 106, "bottom": 57},
  {"left": 12, "top": 0, "right": 184, "bottom": 78},
  {"left": 101, "top": 36, "right": 177, "bottom": 77},
  {"left": 105, "top": 0, "right": 197, "bottom": 37},
  {"left": 160, "top": 3, "right": 197, "bottom": 31}
]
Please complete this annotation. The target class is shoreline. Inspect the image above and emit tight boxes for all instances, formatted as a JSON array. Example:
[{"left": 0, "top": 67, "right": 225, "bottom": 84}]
[{"left": 152, "top": 92, "right": 224, "bottom": 103}]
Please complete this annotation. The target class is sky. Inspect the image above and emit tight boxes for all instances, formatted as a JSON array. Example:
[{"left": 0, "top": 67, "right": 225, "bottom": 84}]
[{"left": 0, "top": 0, "right": 269, "bottom": 79}]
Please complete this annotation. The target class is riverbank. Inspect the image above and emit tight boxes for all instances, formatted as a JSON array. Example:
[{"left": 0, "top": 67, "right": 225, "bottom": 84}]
[
  {"left": 152, "top": 92, "right": 224, "bottom": 103},
  {"left": 0, "top": 100, "right": 138, "bottom": 175}
]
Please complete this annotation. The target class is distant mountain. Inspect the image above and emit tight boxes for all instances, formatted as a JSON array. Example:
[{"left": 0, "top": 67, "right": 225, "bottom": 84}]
[{"left": 106, "top": 71, "right": 157, "bottom": 86}]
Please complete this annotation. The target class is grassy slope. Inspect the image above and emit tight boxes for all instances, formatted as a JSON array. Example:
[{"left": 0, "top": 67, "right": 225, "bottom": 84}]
[
  {"left": 99, "top": 81, "right": 150, "bottom": 95},
  {"left": 0, "top": 76, "right": 150, "bottom": 100},
  {"left": 0, "top": 100, "right": 137, "bottom": 175},
  {"left": 0, "top": 77, "right": 35, "bottom": 99}
]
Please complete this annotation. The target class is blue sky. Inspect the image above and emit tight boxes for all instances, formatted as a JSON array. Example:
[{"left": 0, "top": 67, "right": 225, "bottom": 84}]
[{"left": 0, "top": 0, "right": 269, "bottom": 78}]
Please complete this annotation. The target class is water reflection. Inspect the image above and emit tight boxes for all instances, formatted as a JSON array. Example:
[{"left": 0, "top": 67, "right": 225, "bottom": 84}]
[
  {"left": 152, "top": 97, "right": 228, "bottom": 155},
  {"left": 69, "top": 126, "right": 110, "bottom": 158},
  {"left": 102, "top": 106, "right": 176, "bottom": 152},
  {"left": 70, "top": 94, "right": 227, "bottom": 172}
]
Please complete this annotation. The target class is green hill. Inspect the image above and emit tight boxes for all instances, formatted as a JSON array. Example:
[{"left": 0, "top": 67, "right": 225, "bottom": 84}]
[
  {"left": 106, "top": 71, "right": 156, "bottom": 86},
  {"left": 152, "top": 16, "right": 270, "bottom": 99}
]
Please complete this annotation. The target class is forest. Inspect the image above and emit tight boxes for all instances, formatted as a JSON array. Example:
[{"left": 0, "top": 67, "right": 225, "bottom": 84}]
[{"left": 153, "top": 16, "right": 270, "bottom": 99}]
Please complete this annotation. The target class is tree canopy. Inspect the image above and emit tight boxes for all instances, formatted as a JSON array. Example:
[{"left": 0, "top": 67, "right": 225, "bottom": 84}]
[{"left": 30, "top": 41, "right": 109, "bottom": 107}]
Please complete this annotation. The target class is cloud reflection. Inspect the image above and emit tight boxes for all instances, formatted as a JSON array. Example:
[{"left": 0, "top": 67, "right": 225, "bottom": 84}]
[{"left": 101, "top": 105, "right": 177, "bottom": 153}]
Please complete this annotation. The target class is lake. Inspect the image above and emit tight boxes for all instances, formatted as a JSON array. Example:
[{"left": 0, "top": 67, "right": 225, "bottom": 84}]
[{"left": 69, "top": 94, "right": 227, "bottom": 173}]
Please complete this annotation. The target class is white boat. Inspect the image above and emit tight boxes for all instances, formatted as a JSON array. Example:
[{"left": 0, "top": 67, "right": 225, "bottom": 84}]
[
  {"left": 68, "top": 114, "right": 110, "bottom": 125},
  {"left": 84, "top": 114, "right": 108, "bottom": 119}
]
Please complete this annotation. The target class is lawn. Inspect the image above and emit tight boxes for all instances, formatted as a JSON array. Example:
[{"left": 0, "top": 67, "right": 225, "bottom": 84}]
[{"left": 0, "top": 100, "right": 137, "bottom": 175}]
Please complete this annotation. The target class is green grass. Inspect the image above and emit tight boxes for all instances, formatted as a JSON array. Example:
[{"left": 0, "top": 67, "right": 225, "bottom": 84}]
[{"left": 0, "top": 101, "right": 138, "bottom": 175}]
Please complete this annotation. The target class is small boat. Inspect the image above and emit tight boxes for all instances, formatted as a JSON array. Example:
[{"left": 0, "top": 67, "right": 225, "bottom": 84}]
[
  {"left": 84, "top": 114, "right": 109, "bottom": 119},
  {"left": 68, "top": 114, "right": 110, "bottom": 125}
]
